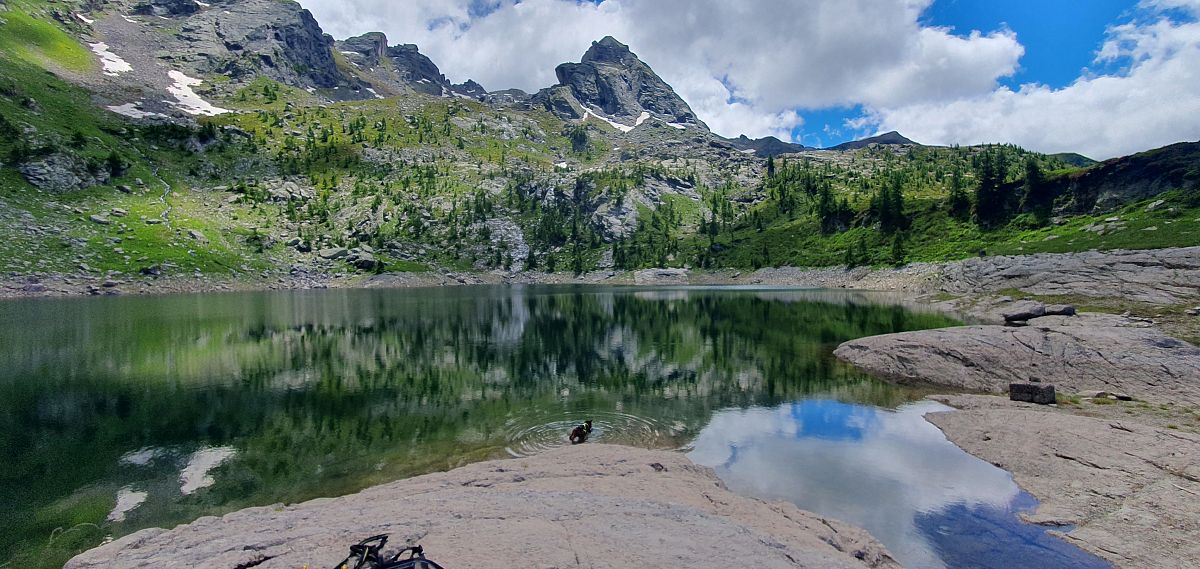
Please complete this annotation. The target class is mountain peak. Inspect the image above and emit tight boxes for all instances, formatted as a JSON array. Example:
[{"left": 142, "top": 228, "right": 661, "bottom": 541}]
[
  {"left": 536, "top": 36, "right": 706, "bottom": 130},
  {"left": 582, "top": 36, "right": 636, "bottom": 65},
  {"left": 831, "top": 131, "right": 919, "bottom": 151}
]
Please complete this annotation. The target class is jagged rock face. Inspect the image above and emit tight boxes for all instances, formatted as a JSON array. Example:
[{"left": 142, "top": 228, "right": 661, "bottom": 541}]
[
  {"left": 540, "top": 36, "right": 706, "bottom": 129},
  {"left": 334, "top": 34, "right": 455, "bottom": 96},
  {"left": 451, "top": 79, "right": 487, "bottom": 98},
  {"left": 337, "top": 32, "right": 388, "bottom": 67},
  {"left": 132, "top": 0, "right": 198, "bottom": 17},
  {"left": 386, "top": 44, "right": 450, "bottom": 95},
  {"left": 199, "top": 0, "right": 343, "bottom": 88}
]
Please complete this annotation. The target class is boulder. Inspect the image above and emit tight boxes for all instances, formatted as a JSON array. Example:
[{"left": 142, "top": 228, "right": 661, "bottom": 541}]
[
  {"left": 1009, "top": 383, "right": 1056, "bottom": 405},
  {"left": 318, "top": 247, "right": 348, "bottom": 260},
  {"left": 350, "top": 252, "right": 377, "bottom": 270},
  {"left": 89, "top": 215, "right": 111, "bottom": 225}
]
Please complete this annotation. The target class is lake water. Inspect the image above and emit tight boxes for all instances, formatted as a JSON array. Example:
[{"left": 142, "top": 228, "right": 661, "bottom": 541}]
[{"left": 0, "top": 285, "right": 1109, "bottom": 568}]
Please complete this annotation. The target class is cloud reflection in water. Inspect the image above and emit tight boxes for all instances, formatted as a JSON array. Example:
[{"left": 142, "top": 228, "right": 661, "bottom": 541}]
[{"left": 688, "top": 400, "right": 1109, "bottom": 569}]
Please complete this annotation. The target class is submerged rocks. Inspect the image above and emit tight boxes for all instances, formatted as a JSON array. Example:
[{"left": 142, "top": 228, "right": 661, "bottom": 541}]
[{"left": 65, "top": 445, "right": 897, "bottom": 569}]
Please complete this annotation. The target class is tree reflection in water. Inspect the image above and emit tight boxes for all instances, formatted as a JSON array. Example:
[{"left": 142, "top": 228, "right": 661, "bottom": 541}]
[{"left": 0, "top": 285, "right": 957, "bottom": 568}]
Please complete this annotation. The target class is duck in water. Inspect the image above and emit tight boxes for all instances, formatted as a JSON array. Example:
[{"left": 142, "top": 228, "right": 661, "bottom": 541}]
[{"left": 569, "top": 420, "right": 593, "bottom": 444}]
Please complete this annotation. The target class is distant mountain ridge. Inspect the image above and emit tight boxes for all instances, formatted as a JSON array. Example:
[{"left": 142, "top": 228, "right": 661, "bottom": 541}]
[
  {"left": 830, "top": 131, "right": 919, "bottom": 150},
  {"left": 726, "top": 135, "right": 809, "bottom": 157}
]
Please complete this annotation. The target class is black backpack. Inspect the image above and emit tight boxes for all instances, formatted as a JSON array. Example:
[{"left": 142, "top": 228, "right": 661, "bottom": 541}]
[{"left": 329, "top": 535, "right": 446, "bottom": 569}]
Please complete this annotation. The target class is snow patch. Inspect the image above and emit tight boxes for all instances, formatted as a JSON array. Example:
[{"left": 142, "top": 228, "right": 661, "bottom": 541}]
[
  {"left": 582, "top": 107, "right": 633, "bottom": 133},
  {"left": 739, "top": 148, "right": 757, "bottom": 154},
  {"left": 554, "top": 161, "right": 568, "bottom": 169},
  {"left": 417, "top": 78, "right": 431, "bottom": 84},
  {"left": 120, "top": 446, "right": 167, "bottom": 466},
  {"left": 365, "top": 87, "right": 383, "bottom": 100},
  {"left": 634, "top": 111, "right": 650, "bottom": 127},
  {"left": 658, "top": 119, "right": 687, "bottom": 130},
  {"left": 75, "top": 13, "right": 95, "bottom": 25},
  {"left": 179, "top": 446, "right": 236, "bottom": 495},
  {"left": 305, "top": 87, "right": 315, "bottom": 93},
  {"left": 107, "top": 103, "right": 166, "bottom": 119},
  {"left": 194, "top": 0, "right": 211, "bottom": 7},
  {"left": 121, "top": 14, "right": 139, "bottom": 24},
  {"left": 106, "top": 487, "right": 148, "bottom": 522},
  {"left": 339, "top": 50, "right": 359, "bottom": 56},
  {"left": 89, "top": 42, "right": 132, "bottom": 76},
  {"left": 165, "top": 70, "right": 230, "bottom": 116}
]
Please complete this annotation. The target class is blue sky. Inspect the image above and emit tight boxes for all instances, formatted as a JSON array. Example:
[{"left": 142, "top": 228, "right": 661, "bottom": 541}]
[{"left": 798, "top": 0, "right": 1140, "bottom": 148}]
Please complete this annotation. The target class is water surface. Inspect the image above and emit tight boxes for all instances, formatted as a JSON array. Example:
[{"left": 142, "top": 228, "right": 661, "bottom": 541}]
[{"left": 0, "top": 285, "right": 1103, "bottom": 568}]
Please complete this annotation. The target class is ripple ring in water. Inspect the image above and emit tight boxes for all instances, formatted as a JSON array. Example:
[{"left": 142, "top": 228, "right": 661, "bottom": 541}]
[{"left": 504, "top": 410, "right": 683, "bottom": 457}]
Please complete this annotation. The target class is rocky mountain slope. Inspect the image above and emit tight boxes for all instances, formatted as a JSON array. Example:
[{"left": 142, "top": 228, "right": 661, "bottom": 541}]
[{"left": 0, "top": 0, "right": 1197, "bottom": 287}]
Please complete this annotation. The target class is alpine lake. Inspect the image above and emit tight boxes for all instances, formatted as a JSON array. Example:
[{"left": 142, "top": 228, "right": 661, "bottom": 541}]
[{"left": 0, "top": 285, "right": 1111, "bottom": 569}]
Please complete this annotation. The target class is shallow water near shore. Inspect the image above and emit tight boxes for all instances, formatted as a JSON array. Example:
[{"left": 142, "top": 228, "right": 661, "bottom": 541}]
[{"left": 0, "top": 285, "right": 1104, "bottom": 568}]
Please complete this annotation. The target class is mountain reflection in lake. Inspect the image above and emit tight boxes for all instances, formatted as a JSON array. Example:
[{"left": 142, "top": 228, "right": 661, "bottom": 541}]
[
  {"left": 688, "top": 400, "right": 1112, "bottom": 569},
  {"left": 0, "top": 285, "right": 1027, "bottom": 568}
]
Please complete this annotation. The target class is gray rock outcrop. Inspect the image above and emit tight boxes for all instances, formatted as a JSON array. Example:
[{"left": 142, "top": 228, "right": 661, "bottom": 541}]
[
  {"left": 18, "top": 153, "right": 110, "bottom": 192},
  {"left": 66, "top": 445, "right": 898, "bottom": 569},
  {"left": 834, "top": 324, "right": 1200, "bottom": 405},
  {"left": 939, "top": 247, "right": 1200, "bottom": 304},
  {"left": 335, "top": 33, "right": 471, "bottom": 97},
  {"left": 131, "top": 0, "right": 198, "bottom": 17},
  {"left": 535, "top": 36, "right": 706, "bottom": 129}
]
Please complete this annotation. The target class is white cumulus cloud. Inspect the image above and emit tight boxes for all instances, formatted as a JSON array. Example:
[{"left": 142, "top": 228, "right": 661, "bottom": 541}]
[
  {"left": 298, "top": 0, "right": 1021, "bottom": 141},
  {"left": 298, "top": 0, "right": 1199, "bottom": 157},
  {"left": 867, "top": 1, "right": 1200, "bottom": 159}
]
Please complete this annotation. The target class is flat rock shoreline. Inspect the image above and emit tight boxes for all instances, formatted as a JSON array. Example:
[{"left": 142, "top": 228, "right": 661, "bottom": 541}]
[
  {"left": 67, "top": 445, "right": 898, "bottom": 569},
  {"left": 4, "top": 246, "right": 1197, "bottom": 301},
  {"left": 831, "top": 254, "right": 1200, "bottom": 568}
]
